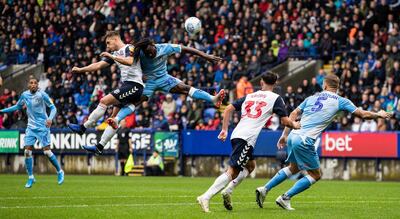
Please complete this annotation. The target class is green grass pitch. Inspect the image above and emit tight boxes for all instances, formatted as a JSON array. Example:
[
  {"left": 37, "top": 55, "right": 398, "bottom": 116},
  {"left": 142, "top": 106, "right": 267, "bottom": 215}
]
[{"left": 0, "top": 175, "right": 399, "bottom": 218}]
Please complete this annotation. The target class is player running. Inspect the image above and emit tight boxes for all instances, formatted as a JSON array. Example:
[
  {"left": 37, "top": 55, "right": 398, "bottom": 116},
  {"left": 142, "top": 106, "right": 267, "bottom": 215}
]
[
  {"left": 105, "top": 38, "right": 226, "bottom": 129},
  {"left": 68, "top": 31, "right": 144, "bottom": 155},
  {"left": 255, "top": 74, "right": 393, "bottom": 210},
  {"left": 197, "top": 72, "right": 300, "bottom": 213},
  {"left": 0, "top": 76, "right": 63, "bottom": 188}
]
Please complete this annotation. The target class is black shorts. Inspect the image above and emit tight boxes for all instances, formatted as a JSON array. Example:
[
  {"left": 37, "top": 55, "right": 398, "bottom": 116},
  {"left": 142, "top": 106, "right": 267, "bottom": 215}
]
[
  {"left": 229, "top": 138, "right": 254, "bottom": 171},
  {"left": 111, "top": 81, "right": 144, "bottom": 106},
  {"left": 118, "top": 144, "right": 130, "bottom": 159}
]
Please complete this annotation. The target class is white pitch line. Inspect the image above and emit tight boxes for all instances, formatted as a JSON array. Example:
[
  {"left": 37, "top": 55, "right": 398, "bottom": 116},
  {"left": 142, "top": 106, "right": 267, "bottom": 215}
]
[
  {"left": 0, "top": 195, "right": 193, "bottom": 200},
  {"left": 1, "top": 195, "right": 400, "bottom": 201},
  {"left": 0, "top": 200, "right": 399, "bottom": 209}
]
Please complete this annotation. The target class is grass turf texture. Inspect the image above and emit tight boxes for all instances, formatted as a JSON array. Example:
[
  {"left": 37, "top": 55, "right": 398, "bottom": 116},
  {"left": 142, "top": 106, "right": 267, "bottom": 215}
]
[{"left": 0, "top": 175, "right": 399, "bottom": 218}]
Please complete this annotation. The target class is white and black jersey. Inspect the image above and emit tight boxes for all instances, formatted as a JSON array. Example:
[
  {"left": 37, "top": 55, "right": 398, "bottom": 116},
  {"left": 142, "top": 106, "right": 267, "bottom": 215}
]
[
  {"left": 230, "top": 90, "right": 288, "bottom": 147},
  {"left": 102, "top": 44, "right": 144, "bottom": 86}
]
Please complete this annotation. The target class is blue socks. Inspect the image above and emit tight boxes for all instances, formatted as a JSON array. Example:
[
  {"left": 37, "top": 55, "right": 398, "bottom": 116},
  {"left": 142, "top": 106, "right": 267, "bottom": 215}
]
[
  {"left": 49, "top": 155, "right": 61, "bottom": 172},
  {"left": 190, "top": 88, "right": 213, "bottom": 103},
  {"left": 265, "top": 167, "right": 292, "bottom": 191},
  {"left": 116, "top": 105, "right": 136, "bottom": 122},
  {"left": 286, "top": 175, "right": 316, "bottom": 198},
  {"left": 25, "top": 157, "right": 33, "bottom": 177}
]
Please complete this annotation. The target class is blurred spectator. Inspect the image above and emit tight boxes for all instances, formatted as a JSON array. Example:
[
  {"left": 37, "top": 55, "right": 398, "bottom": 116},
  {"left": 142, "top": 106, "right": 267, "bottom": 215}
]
[
  {"left": 236, "top": 76, "right": 253, "bottom": 99},
  {"left": 161, "top": 94, "right": 176, "bottom": 118},
  {"left": 360, "top": 120, "right": 378, "bottom": 132},
  {"left": 145, "top": 150, "right": 164, "bottom": 176}
]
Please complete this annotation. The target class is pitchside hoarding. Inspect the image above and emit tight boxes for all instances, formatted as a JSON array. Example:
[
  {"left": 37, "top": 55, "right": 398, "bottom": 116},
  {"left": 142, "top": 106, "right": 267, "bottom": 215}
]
[
  {"left": 182, "top": 130, "right": 399, "bottom": 158},
  {"left": 321, "top": 132, "right": 398, "bottom": 158},
  {"left": 154, "top": 132, "right": 179, "bottom": 157},
  {"left": 0, "top": 131, "right": 19, "bottom": 153}
]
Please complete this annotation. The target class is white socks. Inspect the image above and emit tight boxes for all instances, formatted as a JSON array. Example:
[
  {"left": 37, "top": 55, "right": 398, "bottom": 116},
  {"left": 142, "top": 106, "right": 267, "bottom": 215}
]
[
  {"left": 224, "top": 168, "right": 249, "bottom": 195},
  {"left": 202, "top": 172, "right": 232, "bottom": 200},
  {"left": 188, "top": 87, "right": 197, "bottom": 97},
  {"left": 43, "top": 150, "right": 54, "bottom": 158},
  {"left": 84, "top": 104, "right": 107, "bottom": 128},
  {"left": 99, "top": 125, "right": 118, "bottom": 146}
]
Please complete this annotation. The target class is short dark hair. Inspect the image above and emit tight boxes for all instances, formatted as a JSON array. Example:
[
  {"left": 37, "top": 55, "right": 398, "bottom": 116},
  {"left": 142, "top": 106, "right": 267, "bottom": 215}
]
[
  {"left": 103, "top": 31, "right": 121, "bottom": 40},
  {"left": 28, "top": 75, "right": 38, "bottom": 82},
  {"left": 261, "top": 71, "right": 278, "bottom": 85}
]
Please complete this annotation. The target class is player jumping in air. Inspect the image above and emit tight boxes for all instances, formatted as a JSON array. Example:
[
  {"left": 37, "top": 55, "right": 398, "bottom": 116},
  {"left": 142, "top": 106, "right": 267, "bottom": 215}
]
[
  {"left": 68, "top": 31, "right": 144, "bottom": 155},
  {"left": 105, "top": 38, "right": 226, "bottom": 130},
  {"left": 197, "top": 72, "right": 301, "bottom": 213},
  {"left": 255, "top": 74, "right": 393, "bottom": 210},
  {"left": 0, "top": 76, "right": 63, "bottom": 188}
]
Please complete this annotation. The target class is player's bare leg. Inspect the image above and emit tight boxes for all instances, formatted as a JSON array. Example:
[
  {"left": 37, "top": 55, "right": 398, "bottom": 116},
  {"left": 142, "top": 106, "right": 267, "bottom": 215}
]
[
  {"left": 170, "top": 83, "right": 225, "bottom": 108},
  {"left": 256, "top": 163, "right": 300, "bottom": 208},
  {"left": 221, "top": 160, "right": 256, "bottom": 210}
]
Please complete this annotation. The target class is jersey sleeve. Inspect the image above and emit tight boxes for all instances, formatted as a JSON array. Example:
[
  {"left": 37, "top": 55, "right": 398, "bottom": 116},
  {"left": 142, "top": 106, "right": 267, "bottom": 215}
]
[
  {"left": 273, "top": 96, "right": 288, "bottom": 117},
  {"left": 125, "top": 45, "right": 135, "bottom": 57},
  {"left": 232, "top": 96, "right": 246, "bottom": 111},
  {"left": 157, "top": 43, "right": 182, "bottom": 56},
  {"left": 297, "top": 97, "right": 309, "bottom": 112},
  {"left": 0, "top": 94, "right": 24, "bottom": 113},
  {"left": 338, "top": 97, "right": 357, "bottom": 113},
  {"left": 101, "top": 56, "right": 114, "bottom": 64},
  {"left": 42, "top": 91, "right": 57, "bottom": 120}
]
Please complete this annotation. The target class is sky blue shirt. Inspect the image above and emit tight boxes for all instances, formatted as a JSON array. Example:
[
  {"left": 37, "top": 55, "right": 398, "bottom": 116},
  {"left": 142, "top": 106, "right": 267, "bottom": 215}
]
[
  {"left": 140, "top": 43, "right": 181, "bottom": 80},
  {"left": 292, "top": 91, "right": 357, "bottom": 139},
  {"left": 1, "top": 90, "right": 57, "bottom": 131}
]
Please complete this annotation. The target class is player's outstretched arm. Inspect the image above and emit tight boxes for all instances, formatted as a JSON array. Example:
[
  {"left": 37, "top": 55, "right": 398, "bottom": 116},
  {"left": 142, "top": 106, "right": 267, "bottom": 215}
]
[
  {"left": 71, "top": 60, "right": 110, "bottom": 73},
  {"left": 218, "top": 104, "right": 235, "bottom": 141},
  {"left": 353, "top": 108, "right": 393, "bottom": 120},
  {"left": 0, "top": 96, "right": 24, "bottom": 114},
  {"left": 100, "top": 52, "right": 134, "bottom": 66},
  {"left": 181, "top": 46, "right": 223, "bottom": 63},
  {"left": 0, "top": 104, "right": 22, "bottom": 113}
]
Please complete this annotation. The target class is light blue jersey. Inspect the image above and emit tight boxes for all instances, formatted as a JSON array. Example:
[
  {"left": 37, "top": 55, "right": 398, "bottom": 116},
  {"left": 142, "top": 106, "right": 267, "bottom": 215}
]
[
  {"left": 292, "top": 91, "right": 357, "bottom": 139},
  {"left": 1, "top": 90, "right": 57, "bottom": 132},
  {"left": 140, "top": 43, "right": 181, "bottom": 80}
]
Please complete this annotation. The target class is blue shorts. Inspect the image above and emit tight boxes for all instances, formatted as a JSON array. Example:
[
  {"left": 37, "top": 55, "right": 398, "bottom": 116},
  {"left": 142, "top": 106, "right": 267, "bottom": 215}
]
[
  {"left": 143, "top": 75, "right": 181, "bottom": 97},
  {"left": 24, "top": 128, "right": 51, "bottom": 147},
  {"left": 285, "top": 132, "right": 319, "bottom": 170},
  {"left": 229, "top": 138, "right": 254, "bottom": 171}
]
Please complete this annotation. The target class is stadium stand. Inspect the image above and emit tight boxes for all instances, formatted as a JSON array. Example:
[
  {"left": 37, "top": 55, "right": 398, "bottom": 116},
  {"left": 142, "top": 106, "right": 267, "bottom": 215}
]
[{"left": 0, "top": 0, "right": 399, "bottom": 131}]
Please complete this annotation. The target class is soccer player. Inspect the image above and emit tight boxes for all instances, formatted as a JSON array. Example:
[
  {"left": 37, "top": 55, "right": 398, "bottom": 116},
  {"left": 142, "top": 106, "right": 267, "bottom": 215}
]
[
  {"left": 0, "top": 76, "right": 63, "bottom": 188},
  {"left": 255, "top": 74, "right": 393, "bottom": 210},
  {"left": 68, "top": 31, "right": 144, "bottom": 155},
  {"left": 105, "top": 38, "right": 226, "bottom": 129},
  {"left": 197, "top": 72, "right": 301, "bottom": 213}
]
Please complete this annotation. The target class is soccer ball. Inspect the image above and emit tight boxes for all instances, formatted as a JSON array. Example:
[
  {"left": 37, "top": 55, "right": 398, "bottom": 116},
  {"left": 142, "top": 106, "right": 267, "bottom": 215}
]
[{"left": 184, "top": 17, "right": 202, "bottom": 35}]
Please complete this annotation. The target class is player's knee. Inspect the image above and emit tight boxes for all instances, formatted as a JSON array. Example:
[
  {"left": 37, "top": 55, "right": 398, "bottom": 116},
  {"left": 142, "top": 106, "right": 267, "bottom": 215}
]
[
  {"left": 43, "top": 149, "right": 54, "bottom": 158},
  {"left": 24, "top": 149, "right": 32, "bottom": 158},
  {"left": 227, "top": 167, "right": 239, "bottom": 179},
  {"left": 309, "top": 170, "right": 322, "bottom": 181},
  {"left": 288, "top": 164, "right": 299, "bottom": 174},
  {"left": 246, "top": 161, "right": 256, "bottom": 173}
]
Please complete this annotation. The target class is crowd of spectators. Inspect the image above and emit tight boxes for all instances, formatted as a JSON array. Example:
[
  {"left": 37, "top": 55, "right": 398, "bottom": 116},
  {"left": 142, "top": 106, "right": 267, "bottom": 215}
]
[{"left": 0, "top": 0, "right": 399, "bottom": 131}]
